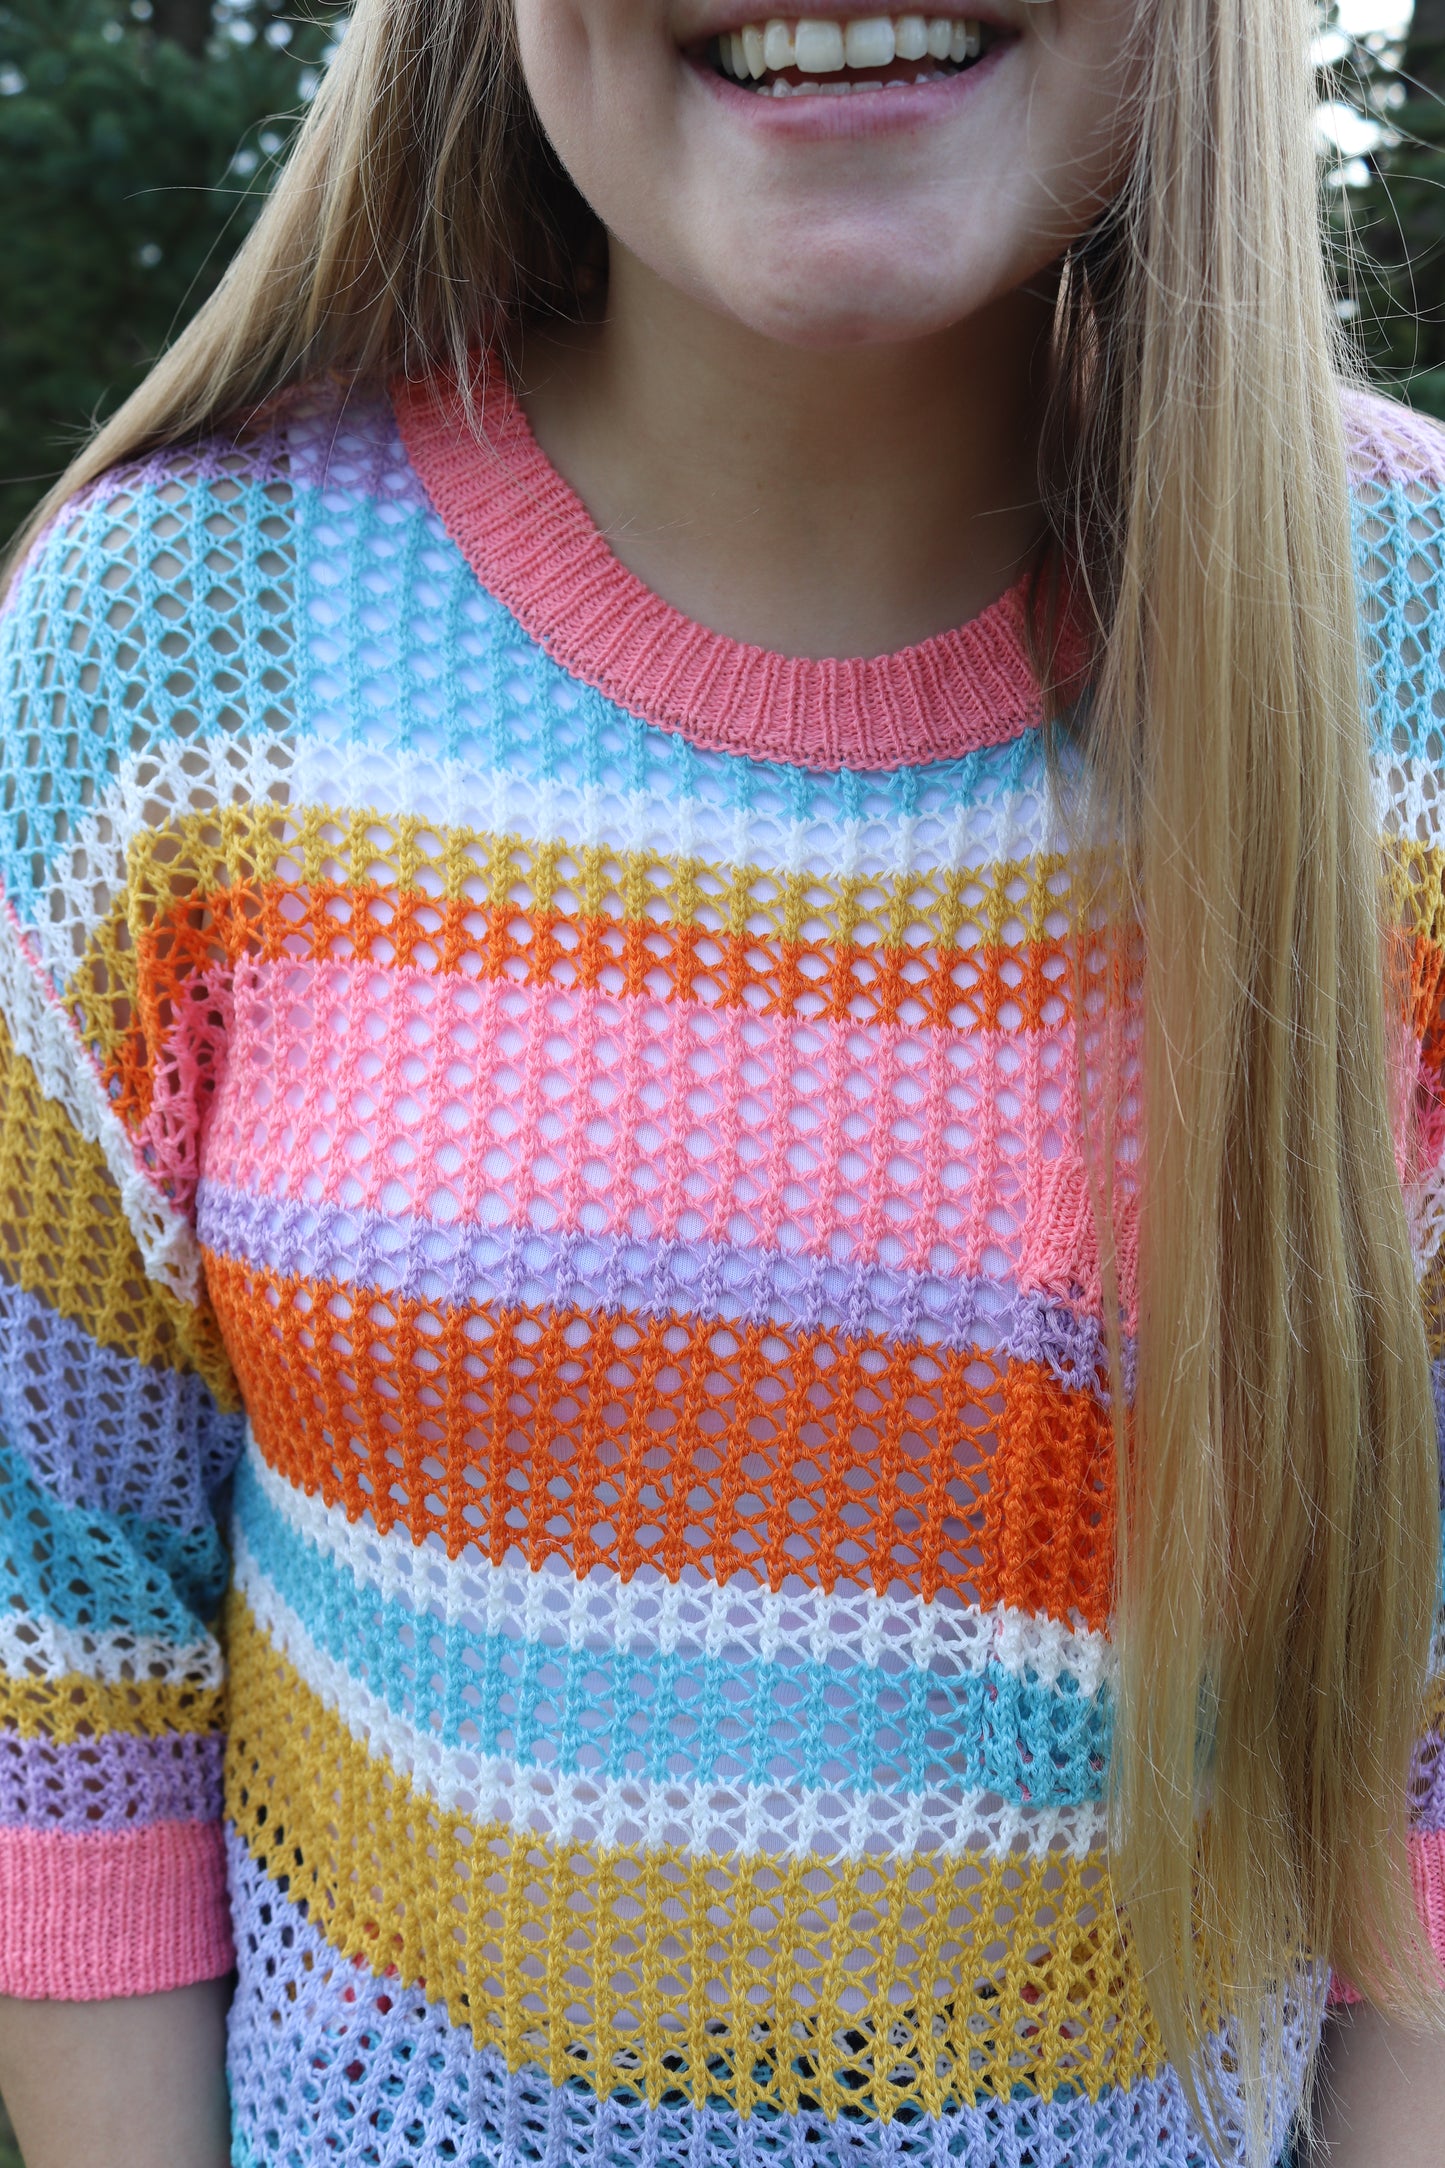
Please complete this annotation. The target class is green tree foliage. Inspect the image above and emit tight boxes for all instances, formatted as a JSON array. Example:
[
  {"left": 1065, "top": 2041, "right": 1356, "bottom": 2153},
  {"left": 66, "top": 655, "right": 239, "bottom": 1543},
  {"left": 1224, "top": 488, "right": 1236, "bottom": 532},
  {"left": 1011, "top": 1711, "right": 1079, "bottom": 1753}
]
[
  {"left": 0, "top": 0, "right": 341, "bottom": 536},
  {"left": 1324, "top": 0, "right": 1445, "bottom": 418}
]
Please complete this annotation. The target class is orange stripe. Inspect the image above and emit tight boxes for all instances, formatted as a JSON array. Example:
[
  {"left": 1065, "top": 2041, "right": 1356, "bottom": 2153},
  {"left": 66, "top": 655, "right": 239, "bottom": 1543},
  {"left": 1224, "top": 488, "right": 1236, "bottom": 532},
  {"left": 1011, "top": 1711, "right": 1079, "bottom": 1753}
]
[
  {"left": 206, "top": 1250, "right": 1116, "bottom": 1626},
  {"left": 147, "top": 878, "right": 1130, "bottom": 1007},
  {"left": 1403, "top": 927, "right": 1445, "bottom": 1082},
  {"left": 78, "top": 807, "right": 1139, "bottom": 1126}
]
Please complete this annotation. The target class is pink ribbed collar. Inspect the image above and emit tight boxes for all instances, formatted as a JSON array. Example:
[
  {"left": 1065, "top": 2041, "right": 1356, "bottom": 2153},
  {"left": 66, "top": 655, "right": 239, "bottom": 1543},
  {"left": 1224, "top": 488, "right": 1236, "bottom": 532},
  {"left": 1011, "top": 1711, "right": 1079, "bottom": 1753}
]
[{"left": 394, "top": 370, "right": 1067, "bottom": 772}]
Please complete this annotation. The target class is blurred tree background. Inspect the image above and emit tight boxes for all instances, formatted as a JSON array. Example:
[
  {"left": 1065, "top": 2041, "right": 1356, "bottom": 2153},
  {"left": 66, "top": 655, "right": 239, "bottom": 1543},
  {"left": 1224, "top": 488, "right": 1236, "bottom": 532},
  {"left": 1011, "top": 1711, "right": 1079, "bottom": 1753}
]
[
  {"left": 1322, "top": 0, "right": 1445, "bottom": 414},
  {"left": 0, "top": 0, "right": 344, "bottom": 539}
]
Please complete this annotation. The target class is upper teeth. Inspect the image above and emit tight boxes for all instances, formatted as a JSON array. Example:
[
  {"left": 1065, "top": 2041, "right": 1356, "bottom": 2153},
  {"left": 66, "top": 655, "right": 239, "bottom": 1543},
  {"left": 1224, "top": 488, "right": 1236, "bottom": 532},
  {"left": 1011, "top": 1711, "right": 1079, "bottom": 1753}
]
[{"left": 717, "top": 14, "right": 983, "bottom": 77}]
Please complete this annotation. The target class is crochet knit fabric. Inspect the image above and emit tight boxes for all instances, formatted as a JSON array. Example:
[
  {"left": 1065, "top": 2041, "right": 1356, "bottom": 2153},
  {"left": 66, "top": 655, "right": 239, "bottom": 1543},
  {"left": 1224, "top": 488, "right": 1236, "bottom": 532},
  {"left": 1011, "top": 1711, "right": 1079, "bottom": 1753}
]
[{"left": 0, "top": 369, "right": 1440, "bottom": 2168}]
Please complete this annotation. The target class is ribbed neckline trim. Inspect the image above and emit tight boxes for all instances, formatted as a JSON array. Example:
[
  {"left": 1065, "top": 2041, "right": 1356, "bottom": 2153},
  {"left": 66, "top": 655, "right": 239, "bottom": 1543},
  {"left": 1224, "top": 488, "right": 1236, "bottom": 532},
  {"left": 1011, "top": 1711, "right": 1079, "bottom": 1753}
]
[{"left": 394, "top": 369, "right": 1071, "bottom": 773}]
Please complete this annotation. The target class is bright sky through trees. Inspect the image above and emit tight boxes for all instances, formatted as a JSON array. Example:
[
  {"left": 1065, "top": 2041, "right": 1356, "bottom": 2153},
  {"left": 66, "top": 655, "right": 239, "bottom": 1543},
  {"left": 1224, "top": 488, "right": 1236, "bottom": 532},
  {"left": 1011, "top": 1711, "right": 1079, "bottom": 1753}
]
[{"left": 1339, "top": 0, "right": 1412, "bottom": 31}]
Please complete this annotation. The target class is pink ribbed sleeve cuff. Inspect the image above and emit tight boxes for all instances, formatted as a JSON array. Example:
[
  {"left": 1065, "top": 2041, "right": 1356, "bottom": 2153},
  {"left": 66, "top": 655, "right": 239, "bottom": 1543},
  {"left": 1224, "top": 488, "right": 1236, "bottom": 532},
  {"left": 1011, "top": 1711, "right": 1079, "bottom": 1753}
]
[
  {"left": 0, "top": 1822, "right": 234, "bottom": 1998},
  {"left": 1327, "top": 1827, "right": 1445, "bottom": 2006}
]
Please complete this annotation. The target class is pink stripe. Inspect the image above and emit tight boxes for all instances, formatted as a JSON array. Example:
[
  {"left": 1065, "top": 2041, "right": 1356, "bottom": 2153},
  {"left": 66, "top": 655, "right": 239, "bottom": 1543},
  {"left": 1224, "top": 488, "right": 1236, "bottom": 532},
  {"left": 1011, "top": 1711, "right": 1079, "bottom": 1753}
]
[
  {"left": 1327, "top": 1828, "right": 1445, "bottom": 2005},
  {"left": 394, "top": 370, "right": 1090, "bottom": 773},
  {"left": 1417, "top": 1825, "right": 1445, "bottom": 1968},
  {"left": 0, "top": 1821, "right": 233, "bottom": 1998},
  {"left": 205, "top": 953, "right": 1141, "bottom": 1310}
]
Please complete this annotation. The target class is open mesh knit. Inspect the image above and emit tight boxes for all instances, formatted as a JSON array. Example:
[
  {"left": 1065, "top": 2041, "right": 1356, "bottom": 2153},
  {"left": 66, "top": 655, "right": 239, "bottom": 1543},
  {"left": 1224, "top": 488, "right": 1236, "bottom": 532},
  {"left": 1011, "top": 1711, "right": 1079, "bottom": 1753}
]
[{"left": 0, "top": 376, "right": 1437, "bottom": 2165}]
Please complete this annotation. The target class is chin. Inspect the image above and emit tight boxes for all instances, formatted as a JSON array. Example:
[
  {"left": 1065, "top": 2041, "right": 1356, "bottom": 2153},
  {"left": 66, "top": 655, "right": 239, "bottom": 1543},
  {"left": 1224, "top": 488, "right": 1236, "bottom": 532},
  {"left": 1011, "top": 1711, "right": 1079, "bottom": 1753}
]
[{"left": 701, "top": 245, "right": 999, "bottom": 348}]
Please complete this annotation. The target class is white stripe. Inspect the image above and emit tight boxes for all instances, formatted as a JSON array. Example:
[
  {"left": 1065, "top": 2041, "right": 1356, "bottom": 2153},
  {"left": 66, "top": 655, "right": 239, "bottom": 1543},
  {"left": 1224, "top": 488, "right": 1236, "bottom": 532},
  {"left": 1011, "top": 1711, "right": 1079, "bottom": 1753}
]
[
  {"left": 0, "top": 900, "right": 200, "bottom": 1300},
  {"left": 289, "top": 736, "right": 1071, "bottom": 888},
  {"left": 0, "top": 1607, "right": 222, "bottom": 1690},
  {"left": 1407, "top": 1151, "right": 1445, "bottom": 1281},
  {"left": 233, "top": 1527, "right": 1108, "bottom": 1865},
  {"left": 16, "top": 727, "right": 1066, "bottom": 927},
  {"left": 1372, "top": 749, "right": 1445, "bottom": 852},
  {"left": 243, "top": 1443, "right": 1114, "bottom": 1694}
]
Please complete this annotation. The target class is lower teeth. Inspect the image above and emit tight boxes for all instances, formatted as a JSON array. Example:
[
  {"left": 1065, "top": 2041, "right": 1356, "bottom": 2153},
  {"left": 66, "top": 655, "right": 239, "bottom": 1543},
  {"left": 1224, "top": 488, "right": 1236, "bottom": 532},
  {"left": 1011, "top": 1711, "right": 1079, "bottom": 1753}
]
[{"left": 759, "top": 65, "right": 957, "bottom": 92}]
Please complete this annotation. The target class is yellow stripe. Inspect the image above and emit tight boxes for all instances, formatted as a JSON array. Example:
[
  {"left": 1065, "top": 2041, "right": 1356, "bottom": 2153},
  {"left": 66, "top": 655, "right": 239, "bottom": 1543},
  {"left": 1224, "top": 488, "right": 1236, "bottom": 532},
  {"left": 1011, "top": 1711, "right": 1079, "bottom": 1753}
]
[
  {"left": 1424, "top": 1669, "right": 1445, "bottom": 1733},
  {"left": 0, "top": 1665, "right": 223, "bottom": 1743},
  {"left": 1386, "top": 834, "right": 1445, "bottom": 948},
  {"left": 77, "top": 795, "right": 1079, "bottom": 948},
  {"left": 0, "top": 1004, "right": 238, "bottom": 1402},
  {"left": 225, "top": 1592, "right": 1165, "bottom": 2119},
  {"left": 75, "top": 789, "right": 1445, "bottom": 963}
]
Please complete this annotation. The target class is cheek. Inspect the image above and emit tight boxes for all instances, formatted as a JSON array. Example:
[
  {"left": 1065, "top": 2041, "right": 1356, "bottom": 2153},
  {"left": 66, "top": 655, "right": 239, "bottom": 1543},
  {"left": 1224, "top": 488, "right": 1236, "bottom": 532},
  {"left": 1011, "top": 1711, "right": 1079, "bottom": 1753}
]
[{"left": 513, "top": 0, "right": 687, "bottom": 217}]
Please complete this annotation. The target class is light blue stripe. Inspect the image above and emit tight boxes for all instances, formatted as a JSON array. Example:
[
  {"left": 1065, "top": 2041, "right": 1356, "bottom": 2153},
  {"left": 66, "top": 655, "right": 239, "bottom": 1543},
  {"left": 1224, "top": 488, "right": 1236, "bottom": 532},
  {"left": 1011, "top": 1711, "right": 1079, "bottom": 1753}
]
[
  {"left": 0, "top": 450, "right": 303, "bottom": 912},
  {"left": 291, "top": 403, "right": 1053, "bottom": 822},
  {"left": 0, "top": 1447, "right": 227, "bottom": 1636},
  {"left": 0, "top": 411, "right": 1431, "bottom": 910},
  {"left": 235, "top": 1454, "right": 1110, "bottom": 1807},
  {"left": 1354, "top": 485, "right": 1445, "bottom": 758},
  {"left": 2, "top": 406, "right": 1052, "bottom": 965}
]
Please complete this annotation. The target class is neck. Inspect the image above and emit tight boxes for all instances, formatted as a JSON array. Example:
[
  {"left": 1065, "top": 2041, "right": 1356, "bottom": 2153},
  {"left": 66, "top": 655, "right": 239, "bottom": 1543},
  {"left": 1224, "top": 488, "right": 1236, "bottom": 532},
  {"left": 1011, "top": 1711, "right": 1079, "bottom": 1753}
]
[{"left": 519, "top": 246, "right": 1055, "bottom": 660}]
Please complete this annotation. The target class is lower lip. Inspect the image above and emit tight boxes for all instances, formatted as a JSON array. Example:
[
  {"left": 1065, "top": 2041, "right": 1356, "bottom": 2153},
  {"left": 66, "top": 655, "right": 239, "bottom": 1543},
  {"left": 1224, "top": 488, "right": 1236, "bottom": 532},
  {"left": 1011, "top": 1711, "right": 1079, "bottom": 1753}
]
[{"left": 686, "top": 38, "right": 1011, "bottom": 135}]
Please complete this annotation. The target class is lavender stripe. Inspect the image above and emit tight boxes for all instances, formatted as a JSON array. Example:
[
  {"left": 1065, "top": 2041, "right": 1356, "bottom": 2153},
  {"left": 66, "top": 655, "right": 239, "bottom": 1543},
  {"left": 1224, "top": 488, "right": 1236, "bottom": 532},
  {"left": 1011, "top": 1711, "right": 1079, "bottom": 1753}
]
[
  {"left": 0, "top": 1273, "right": 243, "bottom": 1531},
  {"left": 0, "top": 1727, "right": 223, "bottom": 1833},
  {"left": 1412, "top": 1728, "right": 1445, "bottom": 1833},
  {"left": 287, "top": 389, "right": 431, "bottom": 507},
  {"left": 39, "top": 420, "right": 289, "bottom": 571},
  {"left": 197, "top": 1181, "right": 1120, "bottom": 1390}
]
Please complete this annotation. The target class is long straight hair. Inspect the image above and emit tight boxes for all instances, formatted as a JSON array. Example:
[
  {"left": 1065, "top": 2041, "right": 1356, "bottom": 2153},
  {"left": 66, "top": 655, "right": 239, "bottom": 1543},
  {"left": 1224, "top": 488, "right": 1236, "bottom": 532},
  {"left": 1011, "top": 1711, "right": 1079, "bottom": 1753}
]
[
  {"left": 1041, "top": 0, "right": 1442, "bottom": 2142},
  {"left": 10, "top": 0, "right": 1442, "bottom": 2151}
]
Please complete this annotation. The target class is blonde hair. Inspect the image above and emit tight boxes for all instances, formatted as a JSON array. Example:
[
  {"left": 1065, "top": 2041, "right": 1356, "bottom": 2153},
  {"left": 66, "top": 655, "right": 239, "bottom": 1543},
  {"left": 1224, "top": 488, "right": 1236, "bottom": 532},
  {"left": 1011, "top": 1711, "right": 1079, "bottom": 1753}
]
[{"left": 11, "top": 0, "right": 1443, "bottom": 2151}]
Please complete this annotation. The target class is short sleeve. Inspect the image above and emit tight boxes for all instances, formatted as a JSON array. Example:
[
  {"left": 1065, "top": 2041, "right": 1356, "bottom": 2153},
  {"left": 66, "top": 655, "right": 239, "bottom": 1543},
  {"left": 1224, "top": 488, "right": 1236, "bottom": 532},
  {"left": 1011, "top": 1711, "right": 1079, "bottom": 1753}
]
[{"left": 0, "top": 430, "right": 292, "bottom": 1996}]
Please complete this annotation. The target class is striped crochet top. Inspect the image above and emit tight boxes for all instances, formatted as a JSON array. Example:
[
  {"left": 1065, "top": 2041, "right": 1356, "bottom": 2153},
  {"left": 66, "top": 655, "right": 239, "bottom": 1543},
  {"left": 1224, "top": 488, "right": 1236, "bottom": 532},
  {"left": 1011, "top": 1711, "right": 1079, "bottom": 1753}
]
[{"left": 0, "top": 371, "right": 1440, "bottom": 2168}]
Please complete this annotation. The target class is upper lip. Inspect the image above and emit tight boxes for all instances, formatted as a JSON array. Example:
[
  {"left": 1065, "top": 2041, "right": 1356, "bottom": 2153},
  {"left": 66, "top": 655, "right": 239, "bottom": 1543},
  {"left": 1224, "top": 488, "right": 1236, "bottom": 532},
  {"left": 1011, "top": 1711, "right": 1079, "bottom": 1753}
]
[{"left": 680, "top": 4, "right": 1018, "bottom": 44}]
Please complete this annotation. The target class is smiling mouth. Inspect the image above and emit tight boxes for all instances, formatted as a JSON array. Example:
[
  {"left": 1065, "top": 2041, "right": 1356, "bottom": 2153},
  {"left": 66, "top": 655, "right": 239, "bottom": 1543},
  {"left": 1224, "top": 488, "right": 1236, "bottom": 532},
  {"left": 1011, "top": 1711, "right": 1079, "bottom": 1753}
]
[{"left": 706, "top": 14, "right": 1002, "bottom": 94}]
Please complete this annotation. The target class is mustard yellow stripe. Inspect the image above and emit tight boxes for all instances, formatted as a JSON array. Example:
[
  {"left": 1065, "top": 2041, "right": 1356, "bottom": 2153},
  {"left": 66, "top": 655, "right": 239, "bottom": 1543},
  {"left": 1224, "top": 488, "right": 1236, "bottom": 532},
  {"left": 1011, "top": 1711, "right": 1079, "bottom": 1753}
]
[
  {"left": 1385, "top": 834, "right": 1445, "bottom": 951},
  {"left": 0, "top": 1006, "right": 238, "bottom": 1404},
  {"left": 1425, "top": 1669, "right": 1445, "bottom": 1733},
  {"left": 225, "top": 1591, "right": 1165, "bottom": 2119},
  {"left": 107, "top": 797, "right": 1080, "bottom": 943},
  {"left": 85, "top": 794, "right": 1441, "bottom": 961},
  {"left": 0, "top": 1665, "right": 224, "bottom": 1743}
]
